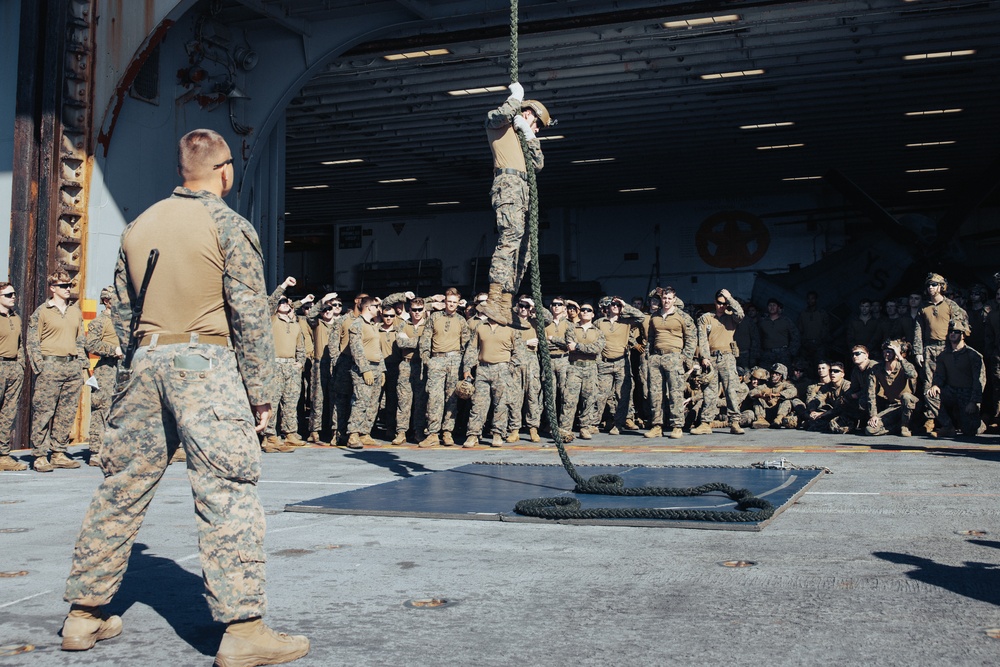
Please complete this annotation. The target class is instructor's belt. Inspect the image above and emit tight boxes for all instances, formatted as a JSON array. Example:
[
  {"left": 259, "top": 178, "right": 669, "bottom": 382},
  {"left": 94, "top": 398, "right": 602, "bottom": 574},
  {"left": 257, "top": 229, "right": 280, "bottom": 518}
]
[
  {"left": 139, "top": 333, "right": 230, "bottom": 348},
  {"left": 494, "top": 168, "right": 527, "bottom": 181}
]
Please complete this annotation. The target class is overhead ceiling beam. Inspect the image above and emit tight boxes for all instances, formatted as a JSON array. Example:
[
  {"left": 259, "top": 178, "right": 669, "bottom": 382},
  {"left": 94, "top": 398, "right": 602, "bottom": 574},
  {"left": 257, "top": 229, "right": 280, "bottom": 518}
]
[{"left": 232, "top": 0, "right": 311, "bottom": 37}]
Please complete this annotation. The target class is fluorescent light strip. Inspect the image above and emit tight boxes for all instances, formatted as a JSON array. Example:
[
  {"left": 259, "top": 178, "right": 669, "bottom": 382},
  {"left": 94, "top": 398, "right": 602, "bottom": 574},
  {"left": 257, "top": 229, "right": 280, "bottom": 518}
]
[
  {"left": 428, "top": 201, "right": 460, "bottom": 206},
  {"left": 619, "top": 187, "right": 657, "bottom": 192},
  {"left": 571, "top": 158, "right": 616, "bottom": 164},
  {"left": 740, "top": 121, "right": 794, "bottom": 130},
  {"left": 756, "top": 143, "right": 804, "bottom": 150},
  {"left": 903, "top": 49, "right": 975, "bottom": 61},
  {"left": 291, "top": 184, "right": 329, "bottom": 190},
  {"left": 782, "top": 176, "right": 822, "bottom": 181},
  {"left": 905, "top": 167, "right": 949, "bottom": 173},
  {"left": 905, "top": 108, "right": 962, "bottom": 116},
  {"left": 378, "top": 178, "right": 417, "bottom": 183},
  {"left": 906, "top": 140, "right": 955, "bottom": 147},
  {"left": 367, "top": 205, "right": 400, "bottom": 210},
  {"left": 321, "top": 159, "right": 364, "bottom": 165},
  {"left": 700, "top": 69, "right": 764, "bottom": 80},
  {"left": 384, "top": 49, "right": 450, "bottom": 61},
  {"left": 284, "top": 240, "right": 292, "bottom": 244},
  {"left": 447, "top": 85, "right": 507, "bottom": 96},
  {"left": 663, "top": 14, "right": 740, "bottom": 28},
  {"left": 908, "top": 188, "right": 945, "bottom": 193},
  {"left": 538, "top": 135, "right": 565, "bottom": 141}
]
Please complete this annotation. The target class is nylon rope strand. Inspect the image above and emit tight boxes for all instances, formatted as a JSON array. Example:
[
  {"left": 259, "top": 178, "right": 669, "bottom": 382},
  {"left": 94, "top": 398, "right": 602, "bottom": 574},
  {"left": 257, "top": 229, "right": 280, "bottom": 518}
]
[{"left": 508, "top": 0, "right": 774, "bottom": 523}]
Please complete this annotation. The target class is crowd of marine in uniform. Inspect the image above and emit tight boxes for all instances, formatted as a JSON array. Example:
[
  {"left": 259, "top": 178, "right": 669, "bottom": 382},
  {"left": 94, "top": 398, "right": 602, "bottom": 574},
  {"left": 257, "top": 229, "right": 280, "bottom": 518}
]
[{"left": 0, "top": 268, "right": 996, "bottom": 473}]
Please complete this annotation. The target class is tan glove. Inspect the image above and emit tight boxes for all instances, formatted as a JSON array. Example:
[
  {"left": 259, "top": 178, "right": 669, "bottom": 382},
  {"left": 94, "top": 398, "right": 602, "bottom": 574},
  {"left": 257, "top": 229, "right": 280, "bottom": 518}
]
[{"left": 363, "top": 371, "right": 374, "bottom": 386}]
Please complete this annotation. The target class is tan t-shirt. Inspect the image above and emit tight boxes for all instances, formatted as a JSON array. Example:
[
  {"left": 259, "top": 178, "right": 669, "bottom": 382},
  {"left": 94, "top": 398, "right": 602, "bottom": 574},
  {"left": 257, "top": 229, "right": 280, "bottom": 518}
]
[
  {"left": 0, "top": 312, "right": 21, "bottom": 359},
  {"left": 272, "top": 316, "right": 301, "bottom": 359},
  {"left": 37, "top": 302, "right": 84, "bottom": 356}
]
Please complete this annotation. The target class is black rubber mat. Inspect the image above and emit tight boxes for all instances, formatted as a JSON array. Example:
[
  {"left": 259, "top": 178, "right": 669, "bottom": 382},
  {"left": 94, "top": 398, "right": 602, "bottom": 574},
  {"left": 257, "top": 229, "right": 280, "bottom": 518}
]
[{"left": 285, "top": 463, "right": 826, "bottom": 530}]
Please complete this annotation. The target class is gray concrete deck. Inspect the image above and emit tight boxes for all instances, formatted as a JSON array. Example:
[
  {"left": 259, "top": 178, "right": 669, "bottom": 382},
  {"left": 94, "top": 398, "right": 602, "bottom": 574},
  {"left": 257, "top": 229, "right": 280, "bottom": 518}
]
[{"left": 2, "top": 427, "right": 1000, "bottom": 666}]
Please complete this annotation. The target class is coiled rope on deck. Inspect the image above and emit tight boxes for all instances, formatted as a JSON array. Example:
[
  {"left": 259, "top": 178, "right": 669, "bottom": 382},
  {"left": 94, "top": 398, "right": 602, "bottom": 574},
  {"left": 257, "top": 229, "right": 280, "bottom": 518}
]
[{"left": 508, "top": 0, "right": 774, "bottom": 522}]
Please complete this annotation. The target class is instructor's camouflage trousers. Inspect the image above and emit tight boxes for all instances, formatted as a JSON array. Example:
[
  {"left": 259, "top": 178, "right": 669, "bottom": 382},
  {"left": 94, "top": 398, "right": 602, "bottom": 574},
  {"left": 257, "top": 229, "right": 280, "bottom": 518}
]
[
  {"left": 468, "top": 362, "right": 512, "bottom": 437},
  {"left": 31, "top": 358, "right": 84, "bottom": 457},
  {"left": 396, "top": 359, "right": 427, "bottom": 438},
  {"left": 488, "top": 174, "right": 530, "bottom": 293},
  {"left": 0, "top": 359, "right": 23, "bottom": 455},
  {"left": 64, "top": 343, "right": 267, "bottom": 622},
  {"left": 265, "top": 360, "right": 302, "bottom": 437},
  {"left": 560, "top": 360, "right": 600, "bottom": 431},
  {"left": 87, "top": 361, "right": 117, "bottom": 453},
  {"left": 425, "top": 354, "right": 461, "bottom": 434},
  {"left": 648, "top": 352, "right": 686, "bottom": 428},
  {"left": 700, "top": 352, "right": 742, "bottom": 424},
  {"left": 507, "top": 353, "right": 541, "bottom": 432},
  {"left": 597, "top": 356, "right": 631, "bottom": 429}
]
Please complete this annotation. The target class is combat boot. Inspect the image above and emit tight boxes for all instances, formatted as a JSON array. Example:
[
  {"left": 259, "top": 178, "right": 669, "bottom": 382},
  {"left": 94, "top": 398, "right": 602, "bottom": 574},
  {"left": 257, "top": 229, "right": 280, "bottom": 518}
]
[
  {"left": 644, "top": 425, "right": 662, "bottom": 438},
  {"left": 752, "top": 419, "right": 771, "bottom": 430},
  {"left": 391, "top": 431, "right": 407, "bottom": 446},
  {"left": 359, "top": 433, "right": 378, "bottom": 447},
  {"left": 33, "top": 456, "right": 53, "bottom": 472},
  {"left": 579, "top": 427, "right": 592, "bottom": 440},
  {"left": 528, "top": 427, "right": 540, "bottom": 442},
  {"left": 214, "top": 617, "right": 309, "bottom": 667},
  {"left": 668, "top": 427, "right": 684, "bottom": 439},
  {"left": 262, "top": 436, "right": 293, "bottom": 453},
  {"left": 923, "top": 419, "right": 936, "bottom": 435},
  {"left": 608, "top": 426, "right": 620, "bottom": 435},
  {"left": 344, "top": 433, "right": 364, "bottom": 450},
  {"left": 730, "top": 421, "right": 745, "bottom": 435},
  {"left": 690, "top": 423, "right": 713, "bottom": 435},
  {"left": 0, "top": 455, "right": 27, "bottom": 471},
  {"left": 418, "top": 433, "right": 439, "bottom": 448},
  {"left": 900, "top": 426, "right": 912, "bottom": 437},
  {"left": 479, "top": 283, "right": 511, "bottom": 325},
  {"left": 624, "top": 418, "right": 639, "bottom": 430},
  {"left": 499, "top": 292, "right": 513, "bottom": 320},
  {"left": 558, "top": 428, "right": 575, "bottom": 443},
  {"left": 441, "top": 431, "right": 455, "bottom": 446},
  {"left": 506, "top": 431, "right": 520, "bottom": 443},
  {"left": 283, "top": 433, "right": 306, "bottom": 447},
  {"left": 463, "top": 435, "right": 479, "bottom": 448},
  {"left": 60, "top": 604, "right": 123, "bottom": 652},
  {"left": 490, "top": 434, "right": 503, "bottom": 447},
  {"left": 51, "top": 452, "right": 81, "bottom": 469},
  {"left": 781, "top": 415, "right": 798, "bottom": 429},
  {"left": 306, "top": 431, "right": 322, "bottom": 444}
]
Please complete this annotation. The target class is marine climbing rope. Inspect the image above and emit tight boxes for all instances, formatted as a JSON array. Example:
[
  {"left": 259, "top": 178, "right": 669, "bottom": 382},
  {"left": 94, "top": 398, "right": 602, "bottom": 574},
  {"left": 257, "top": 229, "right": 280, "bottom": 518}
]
[{"left": 508, "top": 0, "right": 775, "bottom": 522}]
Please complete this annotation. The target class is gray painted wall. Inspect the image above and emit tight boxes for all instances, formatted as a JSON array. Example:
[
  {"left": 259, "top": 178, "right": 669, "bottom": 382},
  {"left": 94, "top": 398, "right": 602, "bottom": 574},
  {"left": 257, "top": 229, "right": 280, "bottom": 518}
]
[{"left": 0, "top": 0, "right": 21, "bottom": 280}]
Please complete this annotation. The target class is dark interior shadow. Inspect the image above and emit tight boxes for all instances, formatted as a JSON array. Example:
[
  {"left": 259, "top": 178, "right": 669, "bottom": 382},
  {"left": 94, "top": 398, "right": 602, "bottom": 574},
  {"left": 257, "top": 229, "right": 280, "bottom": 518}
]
[
  {"left": 873, "top": 550, "right": 1000, "bottom": 607},
  {"left": 106, "top": 542, "right": 223, "bottom": 655},
  {"left": 343, "top": 449, "right": 437, "bottom": 479}
]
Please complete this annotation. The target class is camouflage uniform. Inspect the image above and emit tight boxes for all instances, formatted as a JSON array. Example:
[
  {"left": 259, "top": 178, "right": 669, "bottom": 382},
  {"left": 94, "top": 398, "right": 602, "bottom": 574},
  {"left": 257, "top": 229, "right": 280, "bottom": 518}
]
[
  {"left": 65, "top": 186, "right": 277, "bottom": 623},
  {"left": 486, "top": 95, "right": 544, "bottom": 293},
  {"left": 596, "top": 303, "right": 645, "bottom": 430},
  {"left": 560, "top": 324, "right": 605, "bottom": 432},
  {"left": 544, "top": 316, "right": 572, "bottom": 426},
  {"left": 304, "top": 303, "right": 340, "bottom": 437},
  {"left": 696, "top": 298, "right": 745, "bottom": 426},
  {"left": 27, "top": 301, "right": 87, "bottom": 457},
  {"left": 463, "top": 322, "right": 519, "bottom": 437},
  {"left": 346, "top": 316, "right": 385, "bottom": 436},
  {"left": 913, "top": 295, "right": 966, "bottom": 421},
  {"left": 0, "top": 311, "right": 24, "bottom": 456},
  {"left": 927, "top": 343, "right": 986, "bottom": 435},
  {"left": 507, "top": 315, "right": 543, "bottom": 434},
  {"left": 646, "top": 308, "right": 696, "bottom": 429},
  {"left": 419, "top": 311, "right": 470, "bottom": 436},
  {"left": 84, "top": 307, "right": 121, "bottom": 454},
  {"left": 748, "top": 374, "right": 798, "bottom": 424},
  {"left": 395, "top": 317, "right": 428, "bottom": 440},
  {"left": 865, "top": 358, "right": 918, "bottom": 435},
  {"left": 263, "top": 316, "right": 305, "bottom": 438}
]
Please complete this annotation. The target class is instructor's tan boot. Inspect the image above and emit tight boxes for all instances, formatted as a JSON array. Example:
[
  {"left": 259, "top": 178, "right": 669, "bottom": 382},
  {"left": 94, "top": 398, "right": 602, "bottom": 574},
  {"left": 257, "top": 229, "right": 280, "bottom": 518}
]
[
  {"left": 214, "top": 617, "right": 309, "bottom": 667},
  {"left": 391, "top": 431, "right": 407, "bottom": 446},
  {"left": 418, "top": 433, "right": 439, "bottom": 448},
  {"left": 644, "top": 425, "right": 662, "bottom": 438},
  {"left": 51, "top": 452, "right": 81, "bottom": 469},
  {"left": 60, "top": 604, "right": 123, "bottom": 651},
  {"left": 0, "top": 455, "right": 27, "bottom": 471},
  {"left": 528, "top": 427, "right": 540, "bottom": 443}
]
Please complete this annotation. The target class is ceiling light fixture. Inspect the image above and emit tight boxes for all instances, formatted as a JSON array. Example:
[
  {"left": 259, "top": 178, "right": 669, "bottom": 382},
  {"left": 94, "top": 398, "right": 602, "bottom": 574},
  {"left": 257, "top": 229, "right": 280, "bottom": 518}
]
[
  {"left": 663, "top": 14, "right": 740, "bottom": 28},
  {"left": 906, "top": 140, "right": 956, "bottom": 147},
  {"left": 756, "top": 143, "right": 804, "bottom": 151},
  {"left": 619, "top": 187, "right": 657, "bottom": 192},
  {"left": 447, "top": 85, "right": 507, "bottom": 96},
  {"left": 367, "top": 205, "right": 400, "bottom": 210},
  {"left": 571, "top": 158, "right": 616, "bottom": 164},
  {"left": 428, "top": 201, "right": 460, "bottom": 206},
  {"left": 700, "top": 69, "right": 764, "bottom": 80},
  {"left": 291, "top": 184, "right": 329, "bottom": 190},
  {"left": 321, "top": 158, "right": 364, "bottom": 165},
  {"left": 908, "top": 188, "right": 946, "bottom": 193},
  {"left": 904, "top": 108, "right": 962, "bottom": 116},
  {"left": 538, "top": 135, "right": 565, "bottom": 141},
  {"left": 782, "top": 176, "right": 822, "bottom": 181},
  {"left": 905, "top": 167, "right": 949, "bottom": 173},
  {"left": 384, "top": 49, "right": 450, "bottom": 61},
  {"left": 740, "top": 122, "right": 794, "bottom": 130},
  {"left": 378, "top": 178, "right": 417, "bottom": 183},
  {"left": 903, "top": 49, "right": 975, "bottom": 61}
]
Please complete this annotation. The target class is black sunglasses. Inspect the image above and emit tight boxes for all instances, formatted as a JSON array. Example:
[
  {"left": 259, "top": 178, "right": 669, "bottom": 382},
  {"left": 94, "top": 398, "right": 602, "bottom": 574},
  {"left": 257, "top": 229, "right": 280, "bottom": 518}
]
[
  {"left": 410, "top": 307, "right": 424, "bottom": 312},
  {"left": 213, "top": 157, "right": 234, "bottom": 170},
  {"left": 716, "top": 301, "right": 727, "bottom": 306},
  {"left": 580, "top": 307, "right": 594, "bottom": 313},
  {"left": 551, "top": 301, "right": 564, "bottom": 306},
  {"left": 0, "top": 291, "right": 15, "bottom": 298},
  {"left": 52, "top": 283, "right": 73, "bottom": 289}
]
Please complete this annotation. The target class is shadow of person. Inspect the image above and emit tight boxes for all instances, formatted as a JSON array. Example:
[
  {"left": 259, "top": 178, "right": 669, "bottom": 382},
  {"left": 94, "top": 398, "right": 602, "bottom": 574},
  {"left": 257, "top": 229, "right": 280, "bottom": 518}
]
[
  {"left": 106, "top": 542, "right": 223, "bottom": 655},
  {"left": 873, "top": 550, "right": 1000, "bottom": 607},
  {"left": 344, "top": 449, "right": 437, "bottom": 479}
]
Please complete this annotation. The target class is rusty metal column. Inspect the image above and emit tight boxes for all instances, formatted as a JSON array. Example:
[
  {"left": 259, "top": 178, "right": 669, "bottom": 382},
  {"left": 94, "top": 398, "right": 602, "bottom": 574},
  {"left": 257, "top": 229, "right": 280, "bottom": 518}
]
[{"left": 9, "top": 0, "right": 96, "bottom": 451}]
